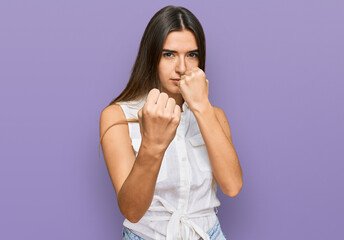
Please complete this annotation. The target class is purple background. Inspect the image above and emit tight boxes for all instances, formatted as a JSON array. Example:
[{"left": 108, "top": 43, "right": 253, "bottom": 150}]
[{"left": 1, "top": 0, "right": 343, "bottom": 239}]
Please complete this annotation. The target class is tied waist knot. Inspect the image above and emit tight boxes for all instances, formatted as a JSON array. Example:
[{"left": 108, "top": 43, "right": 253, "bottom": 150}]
[{"left": 144, "top": 196, "right": 215, "bottom": 240}]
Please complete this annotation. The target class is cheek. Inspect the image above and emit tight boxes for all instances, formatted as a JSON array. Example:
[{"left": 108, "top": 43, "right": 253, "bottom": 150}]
[
  {"left": 158, "top": 62, "right": 172, "bottom": 78},
  {"left": 188, "top": 59, "right": 199, "bottom": 68}
]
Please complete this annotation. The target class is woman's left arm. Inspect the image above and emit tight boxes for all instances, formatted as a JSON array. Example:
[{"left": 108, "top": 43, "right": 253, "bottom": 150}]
[{"left": 193, "top": 100, "right": 243, "bottom": 197}]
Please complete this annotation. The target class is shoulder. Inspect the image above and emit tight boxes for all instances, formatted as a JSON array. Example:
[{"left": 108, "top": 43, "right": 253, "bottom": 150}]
[
  {"left": 99, "top": 104, "right": 136, "bottom": 196},
  {"left": 100, "top": 104, "right": 125, "bottom": 123},
  {"left": 99, "top": 104, "right": 127, "bottom": 138},
  {"left": 101, "top": 103, "right": 124, "bottom": 118}
]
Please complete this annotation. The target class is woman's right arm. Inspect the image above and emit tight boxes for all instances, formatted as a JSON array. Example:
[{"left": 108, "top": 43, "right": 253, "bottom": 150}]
[
  {"left": 99, "top": 104, "right": 165, "bottom": 223},
  {"left": 99, "top": 89, "right": 181, "bottom": 223}
]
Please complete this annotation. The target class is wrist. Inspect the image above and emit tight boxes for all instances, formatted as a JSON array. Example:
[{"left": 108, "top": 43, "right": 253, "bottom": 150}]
[
  {"left": 140, "top": 139, "right": 167, "bottom": 157},
  {"left": 135, "top": 139, "right": 166, "bottom": 170},
  {"left": 192, "top": 99, "right": 213, "bottom": 116}
]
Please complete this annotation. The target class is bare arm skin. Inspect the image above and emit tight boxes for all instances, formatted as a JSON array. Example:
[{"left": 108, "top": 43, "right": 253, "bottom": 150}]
[
  {"left": 99, "top": 89, "right": 181, "bottom": 223},
  {"left": 118, "top": 134, "right": 166, "bottom": 222},
  {"left": 100, "top": 104, "right": 159, "bottom": 222},
  {"left": 178, "top": 67, "right": 243, "bottom": 198},
  {"left": 99, "top": 104, "right": 163, "bottom": 222},
  {"left": 193, "top": 101, "right": 243, "bottom": 197}
]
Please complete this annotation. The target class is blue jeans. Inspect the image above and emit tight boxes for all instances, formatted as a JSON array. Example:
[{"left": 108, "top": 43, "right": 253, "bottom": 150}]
[{"left": 122, "top": 216, "right": 228, "bottom": 240}]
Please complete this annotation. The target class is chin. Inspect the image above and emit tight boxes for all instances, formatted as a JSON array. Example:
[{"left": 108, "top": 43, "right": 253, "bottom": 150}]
[
  {"left": 162, "top": 88, "right": 181, "bottom": 98},
  {"left": 170, "top": 86, "right": 181, "bottom": 94},
  {"left": 161, "top": 84, "right": 178, "bottom": 93}
]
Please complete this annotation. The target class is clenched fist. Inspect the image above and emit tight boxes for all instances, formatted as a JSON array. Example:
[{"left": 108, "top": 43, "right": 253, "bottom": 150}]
[
  {"left": 138, "top": 88, "right": 181, "bottom": 154},
  {"left": 178, "top": 66, "right": 210, "bottom": 113}
]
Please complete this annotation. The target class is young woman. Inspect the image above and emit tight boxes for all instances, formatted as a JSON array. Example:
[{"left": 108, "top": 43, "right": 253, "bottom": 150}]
[{"left": 99, "top": 5, "right": 243, "bottom": 240}]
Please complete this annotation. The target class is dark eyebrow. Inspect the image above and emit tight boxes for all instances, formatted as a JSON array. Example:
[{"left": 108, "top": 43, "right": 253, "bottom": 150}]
[{"left": 162, "top": 49, "right": 199, "bottom": 53}]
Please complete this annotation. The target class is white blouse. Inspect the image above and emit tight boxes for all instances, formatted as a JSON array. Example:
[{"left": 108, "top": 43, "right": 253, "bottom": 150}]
[{"left": 117, "top": 95, "right": 221, "bottom": 240}]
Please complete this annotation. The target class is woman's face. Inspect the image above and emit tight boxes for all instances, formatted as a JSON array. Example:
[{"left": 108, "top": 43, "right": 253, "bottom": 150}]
[{"left": 158, "top": 30, "right": 199, "bottom": 97}]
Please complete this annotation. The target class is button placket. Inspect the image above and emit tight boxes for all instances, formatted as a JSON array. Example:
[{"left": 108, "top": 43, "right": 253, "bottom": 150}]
[{"left": 175, "top": 123, "right": 190, "bottom": 212}]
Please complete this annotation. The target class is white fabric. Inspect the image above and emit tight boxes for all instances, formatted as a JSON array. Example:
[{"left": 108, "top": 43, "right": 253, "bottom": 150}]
[{"left": 117, "top": 95, "right": 221, "bottom": 240}]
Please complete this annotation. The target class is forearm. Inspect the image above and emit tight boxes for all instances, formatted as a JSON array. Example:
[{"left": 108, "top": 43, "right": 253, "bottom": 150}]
[
  {"left": 117, "top": 144, "right": 165, "bottom": 223},
  {"left": 193, "top": 101, "right": 243, "bottom": 197}
]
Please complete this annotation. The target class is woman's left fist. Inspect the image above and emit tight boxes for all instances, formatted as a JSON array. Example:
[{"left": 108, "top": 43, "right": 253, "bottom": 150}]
[{"left": 178, "top": 66, "right": 209, "bottom": 112}]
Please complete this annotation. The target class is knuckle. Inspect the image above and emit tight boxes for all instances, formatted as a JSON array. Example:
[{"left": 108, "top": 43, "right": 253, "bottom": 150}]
[
  {"left": 160, "top": 93, "right": 168, "bottom": 100},
  {"left": 151, "top": 88, "right": 159, "bottom": 93},
  {"left": 144, "top": 105, "right": 151, "bottom": 113},
  {"left": 166, "top": 113, "right": 173, "bottom": 120},
  {"left": 149, "top": 88, "right": 158, "bottom": 96},
  {"left": 144, "top": 105, "right": 155, "bottom": 116},
  {"left": 168, "top": 98, "right": 176, "bottom": 104},
  {"left": 156, "top": 110, "right": 164, "bottom": 118},
  {"left": 172, "top": 117, "right": 179, "bottom": 125}
]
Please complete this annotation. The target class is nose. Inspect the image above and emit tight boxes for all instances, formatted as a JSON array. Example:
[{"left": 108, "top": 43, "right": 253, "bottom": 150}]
[{"left": 175, "top": 56, "right": 186, "bottom": 77}]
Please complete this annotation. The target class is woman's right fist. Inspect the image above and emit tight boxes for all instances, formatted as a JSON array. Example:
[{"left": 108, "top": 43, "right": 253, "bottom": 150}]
[{"left": 137, "top": 88, "right": 181, "bottom": 154}]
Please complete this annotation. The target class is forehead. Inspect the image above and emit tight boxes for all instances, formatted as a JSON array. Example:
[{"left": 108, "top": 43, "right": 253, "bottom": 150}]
[{"left": 162, "top": 30, "right": 198, "bottom": 51}]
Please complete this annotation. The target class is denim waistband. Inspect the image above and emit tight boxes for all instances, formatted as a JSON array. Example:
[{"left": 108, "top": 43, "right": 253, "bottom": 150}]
[{"left": 122, "top": 216, "right": 227, "bottom": 240}]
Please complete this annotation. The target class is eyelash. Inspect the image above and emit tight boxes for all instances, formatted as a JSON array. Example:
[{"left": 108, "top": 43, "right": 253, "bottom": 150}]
[{"left": 163, "top": 53, "right": 199, "bottom": 58}]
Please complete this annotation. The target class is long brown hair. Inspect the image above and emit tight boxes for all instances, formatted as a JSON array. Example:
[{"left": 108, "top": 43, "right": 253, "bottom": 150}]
[{"left": 98, "top": 5, "right": 206, "bottom": 159}]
